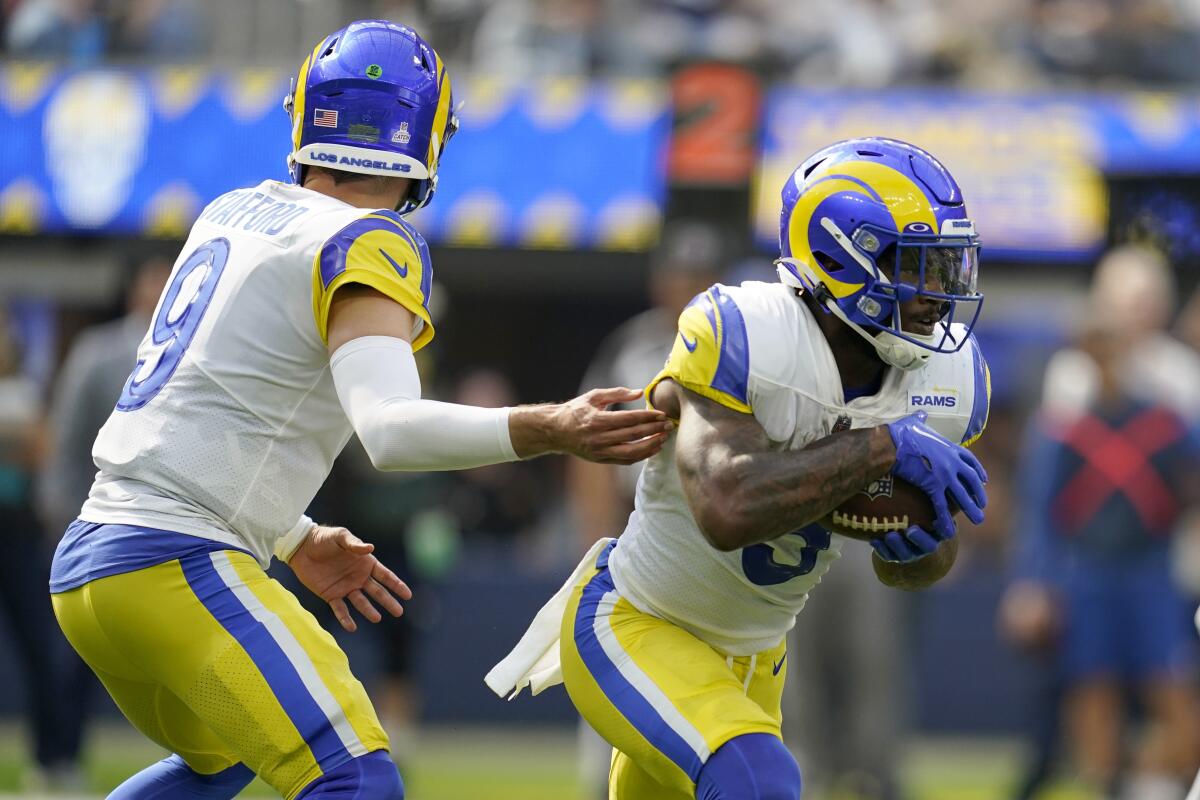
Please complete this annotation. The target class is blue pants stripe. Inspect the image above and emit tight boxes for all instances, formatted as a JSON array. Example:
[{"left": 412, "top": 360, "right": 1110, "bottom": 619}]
[
  {"left": 179, "top": 552, "right": 351, "bottom": 772},
  {"left": 573, "top": 565, "right": 704, "bottom": 781}
]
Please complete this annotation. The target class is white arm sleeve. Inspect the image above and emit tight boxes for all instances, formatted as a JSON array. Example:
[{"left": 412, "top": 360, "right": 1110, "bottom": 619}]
[{"left": 330, "top": 336, "right": 519, "bottom": 471}]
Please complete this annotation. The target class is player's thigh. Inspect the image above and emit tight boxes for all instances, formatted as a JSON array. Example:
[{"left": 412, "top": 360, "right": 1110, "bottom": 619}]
[
  {"left": 81, "top": 551, "right": 389, "bottom": 798},
  {"left": 561, "top": 568, "right": 780, "bottom": 796},
  {"left": 609, "top": 748, "right": 693, "bottom": 800},
  {"left": 53, "top": 583, "right": 238, "bottom": 774}
]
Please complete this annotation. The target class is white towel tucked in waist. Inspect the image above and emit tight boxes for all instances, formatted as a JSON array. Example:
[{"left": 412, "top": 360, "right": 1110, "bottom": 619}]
[{"left": 485, "top": 537, "right": 614, "bottom": 700}]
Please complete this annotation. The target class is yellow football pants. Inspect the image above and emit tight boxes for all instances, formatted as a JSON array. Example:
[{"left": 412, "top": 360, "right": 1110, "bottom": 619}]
[
  {"left": 560, "top": 545, "right": 787, "bottom": 799},
  {"left": 51, "top": 549, "right": 388, "bottom": 799}
]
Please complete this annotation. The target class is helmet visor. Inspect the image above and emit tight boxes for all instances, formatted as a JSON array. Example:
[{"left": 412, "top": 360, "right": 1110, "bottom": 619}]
[
  {"left": 861, "top": 228, "right": 983, "bottom": 353},
  {"left": 893, "top": 242, "right": 979, "bottom": 299}
]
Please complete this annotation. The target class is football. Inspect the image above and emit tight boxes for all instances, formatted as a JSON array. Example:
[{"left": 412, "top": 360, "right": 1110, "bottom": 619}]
[{"left": 820, "top": 474, "right": 958, "bottom": 541}]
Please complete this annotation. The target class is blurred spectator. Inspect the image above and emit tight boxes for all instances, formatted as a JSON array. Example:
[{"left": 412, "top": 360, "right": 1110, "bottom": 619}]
[
  {"left": 108, "top": 0, "right": 208, "bottom": 59},
  {"left": 768, "top": 0, "right": 919, "bottom": 88},
  {"left": 1177, "top": 283, "right": 1200, "bottom": 356},
  {"left": 6, "top": 0, "right": 105, "bottom": 61},
  {"left": 0, "top": 308, "right": 81, "bottom": 790},
  {"left": 445, "top": 368, "right": 542, "bottom": 547},
  {"left": 6, "top": 0, "right": 206, "bottom": 60},
  {"left": 1028, "top": 0, "right": 1200, "bottom": 86},
  {"left": 1004, "top": 245, "right": 1200, "bottom": 800},
  {"left": 616, "top": 0, "right": 770, "bottom": 74},
  {"left": 37, "top": 253, "right": 171, "bottom": 538},
  {"left": 1001, "top": 324, "right": 1200, "bottom": 799},
  {"left": 1041, "top": 245, "right": 1200, "bottom": 424},
  {"left": 471, "top": 0, "right": 607, "bottom": 79}
]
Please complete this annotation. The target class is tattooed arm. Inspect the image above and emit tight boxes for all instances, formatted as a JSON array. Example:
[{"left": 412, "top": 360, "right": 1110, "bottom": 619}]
[{"left": 656, "top": 380, "right": 897, "bottom": 552}]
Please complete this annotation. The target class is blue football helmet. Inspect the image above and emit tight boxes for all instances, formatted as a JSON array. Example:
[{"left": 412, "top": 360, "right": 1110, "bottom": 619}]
[
  {"left": 776, "top": 137, "right": 982, "bottom": 370},
  {"left": 283, "top": 19, "right": 458, "bottom": 215}
]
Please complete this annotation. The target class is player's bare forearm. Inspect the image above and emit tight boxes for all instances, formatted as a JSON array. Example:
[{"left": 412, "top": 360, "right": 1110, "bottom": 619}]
[
  {"left": 872, "top": 536, "right": 958, "bottom": 590},
  {"left": 666, "top": 381, "right": 895, "bottom": 551},
  {"left": 508, "top": 388, "right": 671, "bottom": 465}
]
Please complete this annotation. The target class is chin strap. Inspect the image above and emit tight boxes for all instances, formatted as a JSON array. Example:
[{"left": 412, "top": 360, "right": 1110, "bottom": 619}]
[
  {"left": 823, "top": 296, "right": 934, "bottom": 372},
  {"left": 776, "top": 260, "right": 932, "bottom": 372}
]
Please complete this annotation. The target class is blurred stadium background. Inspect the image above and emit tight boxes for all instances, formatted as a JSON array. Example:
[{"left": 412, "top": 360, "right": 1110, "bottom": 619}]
[{"left": 3, "top": 0, "right": 1200, "bottom": 798}]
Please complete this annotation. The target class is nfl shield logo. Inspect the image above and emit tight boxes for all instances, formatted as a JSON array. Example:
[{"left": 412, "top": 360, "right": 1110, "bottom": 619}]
[{"left": 862, "top": 475, "right": 894, "bottom": 500}]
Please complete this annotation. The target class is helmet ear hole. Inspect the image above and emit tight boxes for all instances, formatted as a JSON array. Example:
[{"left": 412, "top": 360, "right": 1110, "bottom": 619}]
[{"left": 814, "top": 251, "right": 844, "bottom": 274}]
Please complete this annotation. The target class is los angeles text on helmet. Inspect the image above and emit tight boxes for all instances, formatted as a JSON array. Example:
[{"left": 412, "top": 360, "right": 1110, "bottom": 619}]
[{"left": 310, "top": 151, "right": 413, "bottom": 173}]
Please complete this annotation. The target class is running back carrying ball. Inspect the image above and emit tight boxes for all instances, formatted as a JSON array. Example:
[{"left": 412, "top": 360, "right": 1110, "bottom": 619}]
[{"left": 820, "top": 474, "right": 962, "bottom": 542}]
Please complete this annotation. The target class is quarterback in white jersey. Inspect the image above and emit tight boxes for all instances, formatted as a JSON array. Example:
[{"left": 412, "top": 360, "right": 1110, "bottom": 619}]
[
  {"left": 49, "top": 20, "right": 668, "bottom": 800},
  {"left": 489, "top": 138, "right": 990, "bottom": 800}
]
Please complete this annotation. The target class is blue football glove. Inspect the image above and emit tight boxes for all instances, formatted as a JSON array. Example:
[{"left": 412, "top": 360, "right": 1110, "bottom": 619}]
[
  {"left": 870, "top": 525, "right": 948, "bottom": 564},
  {"left": 886, "top": 412, "right": 988, "bottom": 537}
]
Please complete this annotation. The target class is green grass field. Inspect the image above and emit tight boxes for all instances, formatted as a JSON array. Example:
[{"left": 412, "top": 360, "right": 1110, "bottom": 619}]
[{"left": 0, "top": 722, "right": 1095, "bottom": 799}]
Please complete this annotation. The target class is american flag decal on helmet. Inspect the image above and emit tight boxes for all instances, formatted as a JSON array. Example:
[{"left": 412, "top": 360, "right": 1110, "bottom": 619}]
[{"left": 313, "top": 108, "right": 338, "bottom": 128}]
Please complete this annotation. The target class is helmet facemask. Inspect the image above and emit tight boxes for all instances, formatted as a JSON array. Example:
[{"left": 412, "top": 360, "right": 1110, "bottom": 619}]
[{"left": 778, "top": 217, "right": 983, "bottom": 371}]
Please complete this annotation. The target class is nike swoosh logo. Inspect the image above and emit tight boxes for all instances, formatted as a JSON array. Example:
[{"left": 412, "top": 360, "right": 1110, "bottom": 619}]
[
  {"left": 679, "top": 332, "right": 698, "bottom": 352},
  {"left": 773, "top": 653, "right": 786, "bottom": 676},
  {"left": 379, "top": 248, "right": 408, "bottom": 278}
]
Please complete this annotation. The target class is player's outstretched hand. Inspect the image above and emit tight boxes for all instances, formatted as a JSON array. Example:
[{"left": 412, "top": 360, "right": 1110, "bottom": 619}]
[
  {"left": 870, "top": 524, "right": 950, "bottom": 563},
  {"left": 289, "top": 525, "right": 412, "bottom": 633},
  {"left": 518, "top": 387, "right": 672, "bottom": 465},
  {"left": 886, "top": 412, "right": 988, "bottom": 537}
]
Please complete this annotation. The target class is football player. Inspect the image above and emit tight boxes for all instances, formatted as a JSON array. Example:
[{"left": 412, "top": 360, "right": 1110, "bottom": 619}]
[
  {"left": 488, "top": 138, "right": 990, "bottom": 800},
  {"left": 48, "top": 20, "right": 669, "bottom": 800}
]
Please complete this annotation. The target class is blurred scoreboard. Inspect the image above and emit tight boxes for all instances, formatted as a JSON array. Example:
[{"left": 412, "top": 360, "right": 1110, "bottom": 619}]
[{"left": 753, "top": 88, "right": 1200, "bottom": 262}]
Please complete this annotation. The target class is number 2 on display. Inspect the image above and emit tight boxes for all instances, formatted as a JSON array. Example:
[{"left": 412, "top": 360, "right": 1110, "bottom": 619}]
[{"left": 117, "top": 238, "right": 230, "bottom": 411}]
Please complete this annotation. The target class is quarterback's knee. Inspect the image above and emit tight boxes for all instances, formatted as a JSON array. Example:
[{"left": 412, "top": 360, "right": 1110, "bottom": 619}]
[
  {"left": 108, "top": 755, "right": 254, "bottom": 799},
  {"left": 295, "top": 750, "right": 403, "bottom": 800},
  {"left": 695, "top": 733, "right": 802, "bottom": 800}
]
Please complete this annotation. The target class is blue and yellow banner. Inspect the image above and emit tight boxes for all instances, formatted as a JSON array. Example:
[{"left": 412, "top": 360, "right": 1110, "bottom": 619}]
[
  {"left": 0, "top": 65, "right": 668, "bottom": 249},
  {"left": 755, "top": 88, "right": 1200, "bottom": 261},
  {"left": 8, "top": 68, "right": 1200, "bottom": 261}
]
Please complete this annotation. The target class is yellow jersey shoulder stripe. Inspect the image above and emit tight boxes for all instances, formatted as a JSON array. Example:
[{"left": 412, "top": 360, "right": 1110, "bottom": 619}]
[
  {"left": 312, "top": 210, "right": 435, "bottom": 351},
  {"left": 646, "top": 286, "right": 753, "bottom": 417}
]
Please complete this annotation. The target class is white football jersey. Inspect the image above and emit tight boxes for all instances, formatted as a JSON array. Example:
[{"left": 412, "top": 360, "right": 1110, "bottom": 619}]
[
  {"left": 80, "top": 180, "right": 435, "bottom": 565},
  {"left": 608, "top": 281, "right": 990, "bottom": 655}
]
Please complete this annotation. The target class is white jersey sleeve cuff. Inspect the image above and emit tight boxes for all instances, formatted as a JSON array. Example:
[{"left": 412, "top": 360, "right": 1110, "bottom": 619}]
[{"left": 274, "top": 515, "right": 315, "bottom": 563}]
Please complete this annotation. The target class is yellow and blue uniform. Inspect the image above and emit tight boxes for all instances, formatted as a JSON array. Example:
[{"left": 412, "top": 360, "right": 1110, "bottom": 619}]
[
  {"left": 51, "top": 178, "right": 434, "bottom": 798},
  {"left": 561, "top": 542, "right": 789, "bottom": 799},
  {"left": 52, "top": 524, "right": 386, "bottom": 797},
  {"left": 508, "top": 280, "right": 989, "bottom": 799}
]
